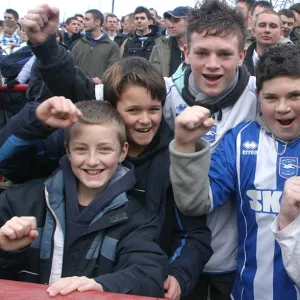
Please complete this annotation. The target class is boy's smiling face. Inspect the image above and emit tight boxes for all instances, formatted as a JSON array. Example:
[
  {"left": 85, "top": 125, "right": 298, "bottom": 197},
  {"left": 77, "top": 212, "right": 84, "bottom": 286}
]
[
  {"left": 66, "top": 123, "right": 128, "bottom": 198},
  {"left": 3, "top": 26, "right": 14, "bottom": 38},
  {"left": 259, "top": 76, "right": 300, "bottom": 141}
]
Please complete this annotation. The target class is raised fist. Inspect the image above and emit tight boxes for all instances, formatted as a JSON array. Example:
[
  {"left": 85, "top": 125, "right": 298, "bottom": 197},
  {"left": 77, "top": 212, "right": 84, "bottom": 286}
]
[
  {"left": 174, "top": 106, "right": 215, "bottom": 153},
  {"left": 21, "top": 4, "right": 60, "bottom": 45},
  {"left": 36, "top": 96, "right": 82, "bottom": 128}
]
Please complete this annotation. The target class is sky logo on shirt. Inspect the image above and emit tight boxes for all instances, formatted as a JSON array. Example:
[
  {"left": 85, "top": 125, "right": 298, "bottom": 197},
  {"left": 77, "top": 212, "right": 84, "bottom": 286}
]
[
  {"left": 203, "top": 125, "right": 217, "bottom": 143},
  {"left": 175, "top": 103, "right": 188, "bottom": 116},
  {"left": 279, "top": 157, "right": 298, "bottom": 179},
  {"left": 247, "top": 189, "right": 281, "bottom": 214}
]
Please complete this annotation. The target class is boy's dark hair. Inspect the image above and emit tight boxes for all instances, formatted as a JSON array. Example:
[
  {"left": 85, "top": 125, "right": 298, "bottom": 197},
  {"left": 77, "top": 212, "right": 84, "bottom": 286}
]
[
  {"left": 256, "top": 44, "right": 300, "bottom": 93},
  {"left": 65, "top": 101, "right": 127, "bottom": 148},
  {"left": 254, "top": 9, "right": 281, "bottom": 27},
  {"left": 3, "top": 19, "right": 17, "bottom": 29},
  {"left": 85, "top": 9, "right": 104, "bottom": 27},
  {"left": 103, "top": 57, "right": 167, "bottom": 108},
  {"left": 106, "top": 13, "right": 118, "bottom": 22},
  {"left": 134, "top": 7, "right": 152, "bottom": 20},
  {"left": 290, "top": 3, "right": 300, "bottom": 14},
  {"left": 75, "top": 13, "right": 84, "bottom": 19},
  {"left": 251, "top": 1, "right": 273, "bottom": 16},
  {"left": 5, "top": 9, "right": 19, "bottom": 21},
  {"left": 236, "top": 0, "right": 256, "bottom": 12},
  {"left": 66, "top": 17, "right": 78, "bottom": 25},
  {"left": 187, "top": 0, "right": 246, "bottom": 51},
  {"left": 278, "top": 9, "right": 296, "bottom": 21}
]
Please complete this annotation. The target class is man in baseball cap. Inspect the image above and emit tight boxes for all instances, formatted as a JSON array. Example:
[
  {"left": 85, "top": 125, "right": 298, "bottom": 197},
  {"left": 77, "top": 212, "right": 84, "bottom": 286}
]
[{"left": 150, "top": 6, "right": 190, "bottom": 77}]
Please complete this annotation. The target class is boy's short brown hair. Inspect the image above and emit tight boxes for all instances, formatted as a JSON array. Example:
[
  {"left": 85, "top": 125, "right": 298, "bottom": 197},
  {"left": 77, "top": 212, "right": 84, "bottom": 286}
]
[
  {"left": 65, "top": 100, "right": 127, "bottom": 148},
  {"left": 103, "top": 57, "right": 166, "bottom": 108},
  {"left": 187, "top": 0, "right": 246, "bottom": 51}
]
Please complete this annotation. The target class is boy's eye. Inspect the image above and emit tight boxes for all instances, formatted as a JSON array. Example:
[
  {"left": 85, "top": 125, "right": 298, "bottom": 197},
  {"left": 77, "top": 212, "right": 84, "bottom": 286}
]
[
  {"left": 265, "top": 96, "right": 277, "bottom": 101},
  {"left": 197, "top": 51, "right": 207, "bottom": 56},
  {"left": 75, "top": 147, "right": 86, "bottom": 152},
  {"left": 290, "top": 93, "right": 300, "bottom": 100},
  {"left": 127, "top": 108, "right": 139, "bottom": 112},
  {"left": 99, "top": 147, "right": 112, "bottom": 153},
  {"left": 219, "top": 52, "right": 232, "bottom": 57},
  {"left": 150, "top": 107, "right": 161, "bottom": 112}
]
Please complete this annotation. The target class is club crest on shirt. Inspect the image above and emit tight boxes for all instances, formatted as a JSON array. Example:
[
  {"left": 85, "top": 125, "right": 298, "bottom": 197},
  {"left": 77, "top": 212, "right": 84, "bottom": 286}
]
[
  {"left": 279, "top": 157, "right": 298, "bottom": 179},
  {"left": 203, "top": 125, "right": 217, "bottom": 143},
  {"left": 175, "top": 103, "right": 188, "bottom": 116}
]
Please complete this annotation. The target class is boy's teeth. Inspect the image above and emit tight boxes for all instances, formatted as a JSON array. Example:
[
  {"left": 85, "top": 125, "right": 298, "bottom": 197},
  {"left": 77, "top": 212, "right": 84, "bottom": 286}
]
[{"left": 87, "top": 170, "right": 101, "bottom": 174}]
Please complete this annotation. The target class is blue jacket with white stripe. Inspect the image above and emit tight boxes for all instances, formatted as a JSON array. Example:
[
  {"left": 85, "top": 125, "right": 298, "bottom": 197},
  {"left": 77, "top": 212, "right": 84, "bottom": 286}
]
[{"left": 0, "top": 157, "right": 168, "bottom": 297}]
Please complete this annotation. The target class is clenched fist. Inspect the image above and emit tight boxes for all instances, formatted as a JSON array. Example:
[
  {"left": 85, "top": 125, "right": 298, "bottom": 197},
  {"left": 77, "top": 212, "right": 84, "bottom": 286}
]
[
  {"left": 279, "top": 177, "right": 300, "bottom": 230},
  {"left": 21, "top": 4, "right": 60, "bottom": 45},
  {"left": 174, "top": 106, "right": 215, "bottom": 153},
  {"left": 36, "top": 96, "right": 82, "bottom": 128},
  {"left": 0, "top": 216, "right": 38, "bottom": 251}
]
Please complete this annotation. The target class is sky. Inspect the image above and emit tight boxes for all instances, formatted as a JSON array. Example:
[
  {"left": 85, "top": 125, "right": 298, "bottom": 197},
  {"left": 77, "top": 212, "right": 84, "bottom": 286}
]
[{"left": 1, "top": 0, "right": 198, "bottom": 21}]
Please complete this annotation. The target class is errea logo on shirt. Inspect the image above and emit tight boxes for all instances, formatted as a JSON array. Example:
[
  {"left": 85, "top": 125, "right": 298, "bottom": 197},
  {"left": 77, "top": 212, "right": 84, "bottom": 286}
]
[{"left": 242, "top": 141, "right": 258, "bottom": 155}]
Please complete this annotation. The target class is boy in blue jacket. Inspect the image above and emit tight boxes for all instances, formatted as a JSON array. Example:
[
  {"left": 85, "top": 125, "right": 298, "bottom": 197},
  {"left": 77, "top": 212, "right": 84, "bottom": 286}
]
[
  {"left": 169, "top": 44, "right": 300, "bottom": 299},
  {"left": 0, "top": 100, "right": 167, "bottom": 297}
]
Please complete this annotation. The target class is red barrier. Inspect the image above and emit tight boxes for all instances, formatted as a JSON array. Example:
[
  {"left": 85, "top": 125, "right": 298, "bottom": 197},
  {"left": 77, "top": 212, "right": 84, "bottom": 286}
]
[
  {"left": 0, "top": 280, "right": 165, "bottom": 300},
  {"left": 0, "top": 84, "right": 28, "bottom": 110},
  {"left": 0, "top": 84, "right": 28, "bottom": 93}
]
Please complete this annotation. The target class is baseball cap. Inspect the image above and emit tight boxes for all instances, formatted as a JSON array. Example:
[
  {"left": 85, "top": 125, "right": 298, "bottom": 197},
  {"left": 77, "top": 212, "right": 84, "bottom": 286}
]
[{"left": 163, "top": 6, "right": 190, "bottom": 19}]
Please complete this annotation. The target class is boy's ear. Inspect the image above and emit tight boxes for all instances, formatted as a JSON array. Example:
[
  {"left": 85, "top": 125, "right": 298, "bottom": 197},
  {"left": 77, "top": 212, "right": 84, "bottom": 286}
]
[
  {"left": 119, "top": 142, "right": 129, "bottom": 163},
  {"left": 184, "top": 44, "right": 191, "bottom": 65},
  {"left": 64, "top": 143, "right": 71, "bottom": 160}
]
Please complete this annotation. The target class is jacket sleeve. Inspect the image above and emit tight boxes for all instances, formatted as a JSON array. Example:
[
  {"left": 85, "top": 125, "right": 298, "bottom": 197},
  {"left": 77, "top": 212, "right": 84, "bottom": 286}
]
[
  {"left": 169, "top": 131, "right": 237, "bottom": 216},
  {"left": 169, "top": 139, "right": 212, "bottom": 216},
  {"left": 30, "top": 35, "right": 96, "bottom": 101},
  {"left": 16, "top": 56, "right": 36, "bottom": 84},
  {"left": 168, "top": 192, "right": 213, "bottom": 297},
  {"left": 271, "top": 215, "right": 300, "bottom": 291},
  {"left": 0, "top": 102, "right": 64, "bottom": 182},
  {"left": 107, "top": 43, "right": 120, "bottom": 69},
  {"left": 149, "top": 45, "right": 162, "bottom": 75},
  {"left": 95, "top": 215, "right": 168, "bottom": 297}
]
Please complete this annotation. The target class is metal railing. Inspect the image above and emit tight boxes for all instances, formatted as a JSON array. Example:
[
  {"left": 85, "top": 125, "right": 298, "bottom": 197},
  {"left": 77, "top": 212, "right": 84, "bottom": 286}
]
[{"left": 0, "top": 280, "right": 165, "bottom": 299}]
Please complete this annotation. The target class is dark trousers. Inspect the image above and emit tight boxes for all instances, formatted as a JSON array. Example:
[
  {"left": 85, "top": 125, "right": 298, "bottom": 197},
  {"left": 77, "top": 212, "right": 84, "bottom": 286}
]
[{"left": 183, "top": 272, "right": 236, "bottom": 300}]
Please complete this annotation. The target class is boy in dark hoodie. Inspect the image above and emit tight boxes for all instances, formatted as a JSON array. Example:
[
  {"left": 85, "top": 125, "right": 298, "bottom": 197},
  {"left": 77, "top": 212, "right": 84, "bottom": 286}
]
[{"left": 0, "top": 100, "right": 167, "bottom": 297}]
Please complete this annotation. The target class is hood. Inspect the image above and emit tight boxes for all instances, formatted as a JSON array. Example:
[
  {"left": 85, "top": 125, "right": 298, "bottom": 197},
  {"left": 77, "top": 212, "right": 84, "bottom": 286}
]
[
  {"left": 84, "top": 31, "right": 109, "bottom": 46},
  {"left": 172, "top": 62, "right": 189, "bottom": 92}
]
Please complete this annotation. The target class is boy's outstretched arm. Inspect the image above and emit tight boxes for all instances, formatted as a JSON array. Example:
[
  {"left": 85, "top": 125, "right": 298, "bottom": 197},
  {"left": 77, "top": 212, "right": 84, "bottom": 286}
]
[
  {"left": 0, "top": 97, "right": 79, "bottom": 182},
  {"left": 170, "top": 106, "right": 238, "bottom": 216},
  {"left": 272, "top": 177, "right": 300, "bottom": 290},
  {"left": 95, "top": 215, "right": 168, "bottom": 297},
  {"left": 169, "top": 106, "right": 215, "bottom": 216},
  {"left": 21, "top": 4, "right": 96, "bottom": 101}
]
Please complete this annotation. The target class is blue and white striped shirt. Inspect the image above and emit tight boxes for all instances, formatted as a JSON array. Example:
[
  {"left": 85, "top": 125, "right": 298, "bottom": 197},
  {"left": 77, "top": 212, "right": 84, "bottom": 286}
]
[
  {"left": 0, "top": 34, "right": 21, "bottom": 46},
  {"left": 210, "top": 120, "right": 298, "bottom": 300}
]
